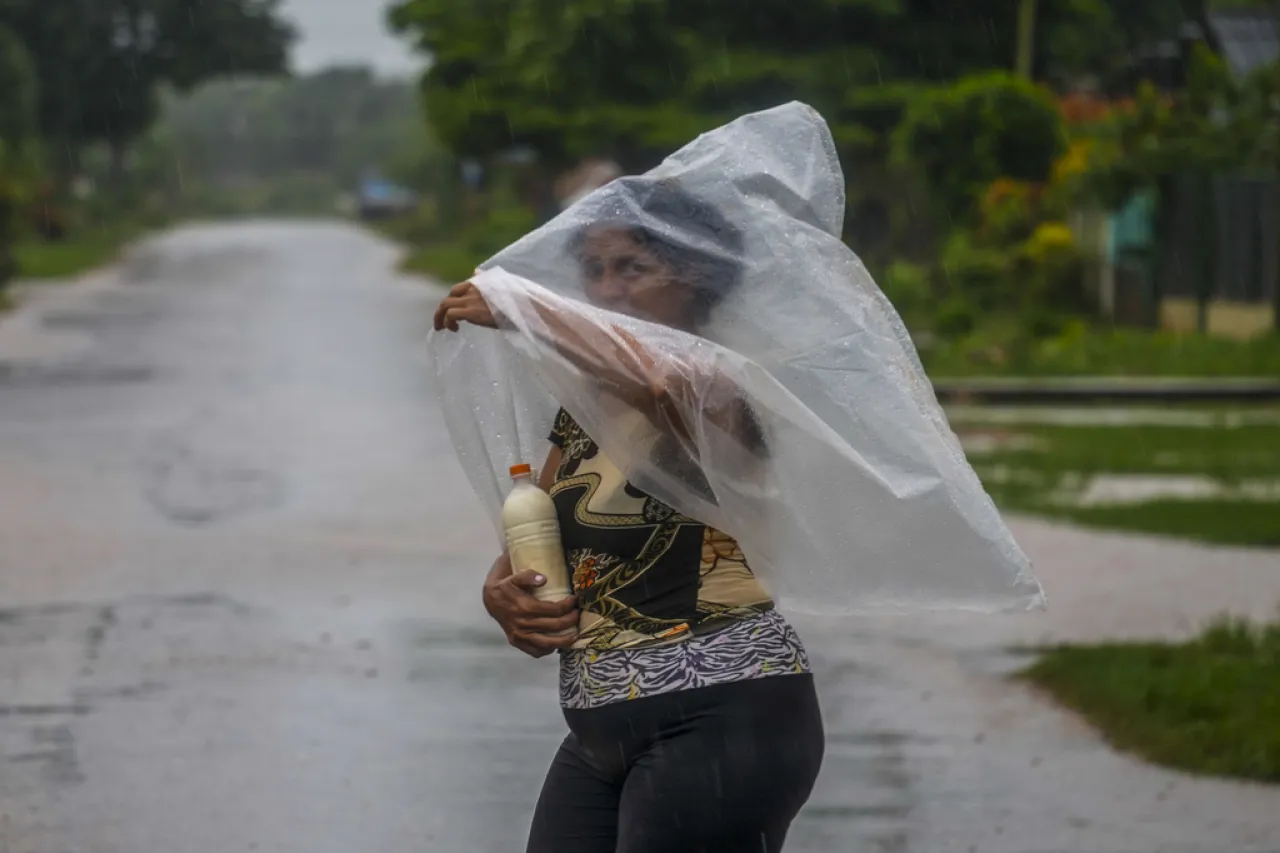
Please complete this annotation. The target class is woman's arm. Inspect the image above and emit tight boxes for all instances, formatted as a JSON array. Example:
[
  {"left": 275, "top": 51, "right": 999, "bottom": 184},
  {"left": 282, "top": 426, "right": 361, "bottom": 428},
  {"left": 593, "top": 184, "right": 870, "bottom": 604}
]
[
  {"left": 435, "top": 280, "right": 681, "bottom": 426},
  {"left": 435, "top": 281, "right": 765, "bottom": 454},
  {"left": 535, "top": 311, "right": 768, "bottom": 457},
  {"left": 480, "top": 446, "right": 578, "bottom": 658}
]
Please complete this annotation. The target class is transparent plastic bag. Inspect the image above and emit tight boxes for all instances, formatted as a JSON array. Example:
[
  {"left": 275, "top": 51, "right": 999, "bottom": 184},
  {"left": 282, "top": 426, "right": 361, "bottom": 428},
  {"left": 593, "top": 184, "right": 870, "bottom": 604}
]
[{"left": 429, "top": 102, "right": 1045, "bottom": 615}]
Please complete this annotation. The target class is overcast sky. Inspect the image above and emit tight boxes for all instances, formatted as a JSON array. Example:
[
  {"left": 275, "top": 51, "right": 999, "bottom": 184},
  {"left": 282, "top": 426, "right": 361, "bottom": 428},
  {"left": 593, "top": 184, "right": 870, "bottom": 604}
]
[{"left": 279, "top": 0, "right": 423, "bottom": 77}]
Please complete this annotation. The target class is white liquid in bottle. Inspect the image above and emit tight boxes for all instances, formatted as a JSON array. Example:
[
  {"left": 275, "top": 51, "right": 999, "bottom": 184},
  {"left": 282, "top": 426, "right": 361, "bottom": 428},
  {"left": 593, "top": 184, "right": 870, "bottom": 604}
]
[{"left": 502, "top": 464, "right": 574, "bottom": 634}]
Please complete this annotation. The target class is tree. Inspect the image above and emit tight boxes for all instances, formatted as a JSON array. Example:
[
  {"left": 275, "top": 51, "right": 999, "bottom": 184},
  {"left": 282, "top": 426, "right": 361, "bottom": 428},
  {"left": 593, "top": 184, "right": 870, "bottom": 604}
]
[
  {"left": 0, "top": 24, "right": 37, "bottom": 147},
  {"left": 388, "top": 0, "right": 926, "bottom": 170},
  {"left": 0, "top": 0, "right": 295, "bottom": 180},
  {"left": 1041, "top": 1, "right": 1189, "bottom": 84},
  {"left": 0, "top": 24, "right": 38, "bottom": 287},
  {"left": 388, "top": 0, "right": 1197, "bottom": 172}
]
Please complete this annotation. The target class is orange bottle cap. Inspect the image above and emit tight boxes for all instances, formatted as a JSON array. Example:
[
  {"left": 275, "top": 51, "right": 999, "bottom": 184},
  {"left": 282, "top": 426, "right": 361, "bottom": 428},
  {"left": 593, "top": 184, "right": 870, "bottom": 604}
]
[{"left": 510, "top": 463, "right": 533, "bottom": 477}]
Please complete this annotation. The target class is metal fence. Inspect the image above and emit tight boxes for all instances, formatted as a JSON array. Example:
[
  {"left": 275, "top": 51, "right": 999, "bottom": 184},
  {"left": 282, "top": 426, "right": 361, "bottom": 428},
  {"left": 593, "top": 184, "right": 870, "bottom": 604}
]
[{"left": 1159, "top": 175, "right": 1278, "bottom": 304}]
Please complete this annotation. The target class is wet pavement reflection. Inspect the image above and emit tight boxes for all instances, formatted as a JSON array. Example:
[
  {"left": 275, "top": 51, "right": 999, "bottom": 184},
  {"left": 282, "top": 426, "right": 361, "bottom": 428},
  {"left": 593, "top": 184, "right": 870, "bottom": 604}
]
[{"left": 2, "top": 222, "right": 1278, "bottom": 852}]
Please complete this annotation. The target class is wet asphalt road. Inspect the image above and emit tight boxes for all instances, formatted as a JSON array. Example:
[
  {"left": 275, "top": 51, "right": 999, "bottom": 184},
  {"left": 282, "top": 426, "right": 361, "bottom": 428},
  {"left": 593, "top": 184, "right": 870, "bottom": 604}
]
[{"left": 2, "top": 222, "right": 1279, "bottom": 853}]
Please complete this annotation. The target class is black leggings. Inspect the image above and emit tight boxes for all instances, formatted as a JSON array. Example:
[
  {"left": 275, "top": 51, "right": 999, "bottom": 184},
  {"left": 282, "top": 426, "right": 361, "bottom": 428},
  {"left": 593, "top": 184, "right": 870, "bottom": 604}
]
[{"left": 526, "top": 674, "right": 825, "bottom": 853}]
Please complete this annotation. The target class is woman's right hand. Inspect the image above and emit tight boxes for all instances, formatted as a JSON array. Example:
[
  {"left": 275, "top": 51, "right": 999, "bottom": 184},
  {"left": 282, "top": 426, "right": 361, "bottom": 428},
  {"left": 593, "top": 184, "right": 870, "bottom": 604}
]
[
  {"left": 483, "top": 570, "right": 580, "bottom": 658},
  {"left": 434, "top": 280, "right": 498, "bottom": 332}
]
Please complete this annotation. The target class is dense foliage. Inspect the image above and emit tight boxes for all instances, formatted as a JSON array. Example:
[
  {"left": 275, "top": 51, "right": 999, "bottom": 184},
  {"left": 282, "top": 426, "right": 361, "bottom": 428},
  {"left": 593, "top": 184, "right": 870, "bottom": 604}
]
[
  {"left": 0, "top": 25, "right": 37, "bottom": 287},
  {"left": 387, "top": 0, "right": 1195, "bottom": 170},
  {"left": 0, "top": 0, "right": 293, "bottom": 173},
  {"left": 0, "top": 0, "right": 295, "bottom": 285}
]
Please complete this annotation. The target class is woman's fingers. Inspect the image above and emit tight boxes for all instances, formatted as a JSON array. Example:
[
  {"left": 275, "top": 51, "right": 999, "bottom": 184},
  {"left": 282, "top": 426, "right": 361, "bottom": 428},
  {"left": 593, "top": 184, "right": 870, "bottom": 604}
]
[
  {"left": 433, "top": 287, "right": 496, "bottom": 333},
  {"left": 434, "top": 297, "right": 465, "bottom": 331},
  {"left": 512, "top": 641, "right": 550, "bottom": 659},
  {"left": 520, "top": 612, "right": 580, "bottom": 635},
  {"left": 433, "top": 299, "right": 466, "bottom": 332},
  {"left": 521, "top": 594, "right": 578, "bottom": 618},
  {"left": 434, "top": 281, "right": 471, "bottom": 331},
  {"left": 516, "top": 601, "right": 577, "bottom": 625},
  {"left": 512, "top": 629, "right": 578, "bottom": 656},
  {"left": 507, "top": 569, "right": 547, "bottom": 592},
  {"left": 504, "top": 576, "right": 577, "bottom": 615}
]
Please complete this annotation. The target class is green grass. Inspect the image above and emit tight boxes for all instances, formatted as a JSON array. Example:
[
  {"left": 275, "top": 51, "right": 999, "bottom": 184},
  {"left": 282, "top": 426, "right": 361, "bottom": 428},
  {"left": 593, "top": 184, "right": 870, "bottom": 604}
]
[
  {"left": 1021, "top": 618, "right": 1280, "bottom": 782},
  {"left": 399, "top": 243, "right": 478, "bottom": 284},
  {"left": 977, "top": 422, "right": 1280, "bottom": 481},
  {"left": 375, "top": 200, "right": 537, "bottom": 285},
  {"left": 966, "top": 419, "right": 1280, "bottom": 546},
  {"left": 14, "top": 223, "right": 144, "bottom": 280},
  {"left": 924, "top": 327, "right": 1280, "bottom": 378},
  {"left": 1055, "top": 500, "right": 1280, "bottom": 547}
]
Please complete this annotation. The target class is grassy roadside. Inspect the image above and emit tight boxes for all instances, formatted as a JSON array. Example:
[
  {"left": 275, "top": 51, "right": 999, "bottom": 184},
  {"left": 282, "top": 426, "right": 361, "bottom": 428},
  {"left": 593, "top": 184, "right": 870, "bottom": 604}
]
[
  {"left": 1019, "top": 618, "right": 1280, "bottom": 783},
  {"left": 397, "top": 243, "right": 477, "bottom": 284},
  {"left": 13, "top": 222, "right": 147, "bottom": 281},
  {"left": 958, "top": 416, "right": 1280, "bottom": 547},
  {"left": 1050, "top": 499, "right": 1280, "bottom": 546},
  {"left": 373, "top": 203, "right": 537, "bottom": 285},
  {"left": 986, "top": 411, "right": 1280, "bottom": 782},
  {"left": 923, "top": 327, "right": 1280, "bottom": 378}
]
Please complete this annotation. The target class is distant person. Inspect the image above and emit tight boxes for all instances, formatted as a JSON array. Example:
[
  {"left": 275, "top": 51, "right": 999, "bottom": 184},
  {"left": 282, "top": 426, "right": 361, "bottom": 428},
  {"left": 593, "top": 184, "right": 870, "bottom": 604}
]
[{"left": 554, "top": 158, "right": 623, "bottom": 211}]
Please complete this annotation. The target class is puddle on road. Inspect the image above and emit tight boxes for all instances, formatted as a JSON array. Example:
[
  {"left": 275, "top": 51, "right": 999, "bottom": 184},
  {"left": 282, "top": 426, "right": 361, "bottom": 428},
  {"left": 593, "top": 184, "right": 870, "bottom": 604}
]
[
  {"left": 947, "top": 405, "right": 1280, "bottom": 428},
  {"left": 1059, "top": 474, "right": 1280, "bottom": 507},
  {"left": 41, "top": 307, "right": 162, "bottom": 331},
  {"left": 969, "top": 464, "right": 1052, "bottom": 487},
  {"left": 406, "top": 624, "right": 509, "bottom": 650},
  {"left": 803, "top": 803, "right": 913, "bottom": 820},
  {"left": 958, "top": 428, "right": 1280, "bottom": 507},
  {"left": 956, "top": 431, "right": 1047, "bottom": 455},
  {"left": 974, "top": 466, "right": 1280, "bottom": 507},
  {"left": 139, "top": 428, "right": 287, "bottom": 526},
  {"left": 826, "top": 730, "right": 936, "bottom": 749},
  {"left": 0, "top": 362, "right": 155, "bottom": 387}
]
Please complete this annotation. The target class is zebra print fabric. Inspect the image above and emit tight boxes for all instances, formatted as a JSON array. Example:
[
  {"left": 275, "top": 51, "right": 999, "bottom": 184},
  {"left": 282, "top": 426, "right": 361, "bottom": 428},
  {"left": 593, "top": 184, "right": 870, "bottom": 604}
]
[{"left": 558, "top": 609, "right": 811, "bottom": 710}]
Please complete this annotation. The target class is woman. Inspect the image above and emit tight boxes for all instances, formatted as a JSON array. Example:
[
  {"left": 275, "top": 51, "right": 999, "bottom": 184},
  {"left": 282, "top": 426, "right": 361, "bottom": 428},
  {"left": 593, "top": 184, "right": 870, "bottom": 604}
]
[{"left": 434, "top": 178, "right": 824, "bottom": 853}]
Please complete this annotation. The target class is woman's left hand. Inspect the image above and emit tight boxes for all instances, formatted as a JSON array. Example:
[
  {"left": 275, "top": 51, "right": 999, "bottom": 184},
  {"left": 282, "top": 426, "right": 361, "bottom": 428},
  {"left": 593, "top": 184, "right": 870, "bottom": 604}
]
[{"left": 434, "top": 280, "right": 498, "bottom": 332}]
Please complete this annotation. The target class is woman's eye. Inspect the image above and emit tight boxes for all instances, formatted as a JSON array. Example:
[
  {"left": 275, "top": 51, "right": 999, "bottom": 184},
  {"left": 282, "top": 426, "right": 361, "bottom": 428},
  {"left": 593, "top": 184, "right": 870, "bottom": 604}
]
[
  {"left": 618, "top": 258, "right": 648, "bottom": 278},
  {"left": 583, "top": 259, "right": 604, "bottom": 280}
]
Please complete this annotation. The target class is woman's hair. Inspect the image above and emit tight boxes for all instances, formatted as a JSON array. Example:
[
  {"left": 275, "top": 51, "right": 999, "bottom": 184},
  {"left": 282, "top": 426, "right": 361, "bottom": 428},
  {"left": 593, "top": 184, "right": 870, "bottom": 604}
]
[{"left": 568, "top": 177, "right": 745, "bottom": 323}]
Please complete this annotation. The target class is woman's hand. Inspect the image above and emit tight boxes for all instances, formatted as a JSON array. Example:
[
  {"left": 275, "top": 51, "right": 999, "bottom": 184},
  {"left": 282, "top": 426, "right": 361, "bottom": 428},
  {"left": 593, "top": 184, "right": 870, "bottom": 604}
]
[
  {"left": 483, "top": 568, "right": 580, "bottom": 658},
  {"left": 434, "top": 280, "right": 498, "bottom": 332}
]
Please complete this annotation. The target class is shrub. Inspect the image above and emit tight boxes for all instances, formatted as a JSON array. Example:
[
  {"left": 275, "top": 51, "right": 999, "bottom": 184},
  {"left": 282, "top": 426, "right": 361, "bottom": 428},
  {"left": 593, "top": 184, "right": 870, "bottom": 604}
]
[
  {"left": 880, "top": 260, "right": 933, "bottom": 324},
  {"left": 934, "top": 296, "right": 979, "bottom": 339},
  {"left": 939, "top": 229, "right": 1018, "bottom": 313},
  {"left": 28, "top": 184, "right": 68, "bottom": 240},
  {"left": 1022, "top": 221, "right": 1089, "bottom": 314},
  {"left": 979, "top": 178, "right": 1039, "bottom": 242},
  {"left": 893, "top": 72, "right": 1068, "bottom": 222}
]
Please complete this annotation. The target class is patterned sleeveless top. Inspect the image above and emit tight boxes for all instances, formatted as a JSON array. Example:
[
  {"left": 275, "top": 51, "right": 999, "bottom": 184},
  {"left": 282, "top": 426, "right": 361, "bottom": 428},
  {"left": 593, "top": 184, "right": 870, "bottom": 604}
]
[{"left": 548, "top": 408, "right": 810, "bottom": 709}]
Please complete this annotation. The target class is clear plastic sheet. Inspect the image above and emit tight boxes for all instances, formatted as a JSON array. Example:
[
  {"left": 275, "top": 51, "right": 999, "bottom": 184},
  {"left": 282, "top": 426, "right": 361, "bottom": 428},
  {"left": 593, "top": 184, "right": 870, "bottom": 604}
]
[{"left": 428, "top": 102, "right": 1045, "bottom": 615}]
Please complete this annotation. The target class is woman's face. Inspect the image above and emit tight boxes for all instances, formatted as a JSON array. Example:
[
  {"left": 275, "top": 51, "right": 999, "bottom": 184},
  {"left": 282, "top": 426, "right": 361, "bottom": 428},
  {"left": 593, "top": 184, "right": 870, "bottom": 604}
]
[{"left": 576, "top": 227, "right": 698, "bottom": 330}]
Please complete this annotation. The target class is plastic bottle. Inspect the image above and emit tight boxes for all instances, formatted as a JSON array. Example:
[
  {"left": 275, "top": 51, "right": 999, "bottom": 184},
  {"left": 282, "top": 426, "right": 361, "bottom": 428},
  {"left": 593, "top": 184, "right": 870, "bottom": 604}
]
[{"left": 502, "top": 463, "right": 575, "bottom": 619}]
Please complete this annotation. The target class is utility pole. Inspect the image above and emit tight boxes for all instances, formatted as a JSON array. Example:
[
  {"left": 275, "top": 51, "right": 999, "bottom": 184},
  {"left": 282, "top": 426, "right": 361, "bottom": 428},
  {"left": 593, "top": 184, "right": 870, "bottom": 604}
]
[{"left": 1016, "top": 0, "right": 1039, "bottom": 79}]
